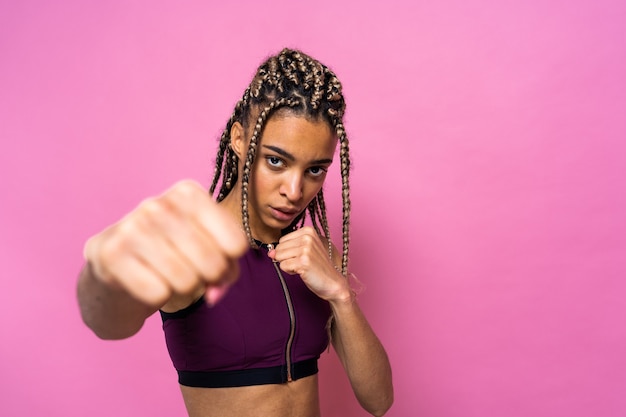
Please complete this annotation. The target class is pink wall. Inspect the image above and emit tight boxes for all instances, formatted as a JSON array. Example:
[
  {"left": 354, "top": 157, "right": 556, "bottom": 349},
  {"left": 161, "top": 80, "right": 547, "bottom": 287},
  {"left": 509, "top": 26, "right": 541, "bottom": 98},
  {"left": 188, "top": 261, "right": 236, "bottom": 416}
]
[{"left": 2, "top": 1, "right": 625, "bottom": 416}]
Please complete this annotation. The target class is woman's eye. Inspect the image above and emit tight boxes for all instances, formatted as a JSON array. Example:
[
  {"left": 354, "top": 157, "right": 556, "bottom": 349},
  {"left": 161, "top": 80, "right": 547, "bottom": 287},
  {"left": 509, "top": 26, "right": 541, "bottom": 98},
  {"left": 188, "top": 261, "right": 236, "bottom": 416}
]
[
  {"left": 266, "top": 156, "right": 283, "bottom": 167},
  {"left": 308, "top": 166, "right": 327, "bottom": 177}
]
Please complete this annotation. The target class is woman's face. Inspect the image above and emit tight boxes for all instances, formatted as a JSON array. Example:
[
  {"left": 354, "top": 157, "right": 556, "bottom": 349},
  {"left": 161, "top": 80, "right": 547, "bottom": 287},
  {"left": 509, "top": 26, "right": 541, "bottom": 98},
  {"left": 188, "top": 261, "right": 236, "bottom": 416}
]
[{"left": 235, "top": 114, "right": 337, "bottom": 242}]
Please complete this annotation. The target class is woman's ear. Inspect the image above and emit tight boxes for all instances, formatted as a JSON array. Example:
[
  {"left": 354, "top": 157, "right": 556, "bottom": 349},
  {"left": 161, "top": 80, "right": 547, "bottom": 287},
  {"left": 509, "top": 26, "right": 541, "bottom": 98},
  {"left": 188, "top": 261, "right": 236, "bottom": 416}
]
[{"left": 230, "top": 121, "right": 246, "bottom": 159}]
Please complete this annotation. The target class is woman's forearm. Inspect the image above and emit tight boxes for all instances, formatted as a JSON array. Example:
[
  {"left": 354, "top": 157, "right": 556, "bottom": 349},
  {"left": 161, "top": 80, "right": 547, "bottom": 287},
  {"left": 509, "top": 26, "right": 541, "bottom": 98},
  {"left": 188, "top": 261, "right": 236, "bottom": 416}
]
[
  {"left": 330, "top": 296, "right": 394, "bottom": 416},
  {"left": 77, "top": 262, "right": 156, "bottom": 340}
]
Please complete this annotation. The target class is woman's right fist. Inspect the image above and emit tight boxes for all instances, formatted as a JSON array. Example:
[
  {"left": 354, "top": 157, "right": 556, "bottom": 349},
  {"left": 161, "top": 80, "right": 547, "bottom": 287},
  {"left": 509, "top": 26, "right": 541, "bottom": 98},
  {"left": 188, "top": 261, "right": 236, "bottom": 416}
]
[{"left": 83, "top": 180, "right": 248, "bottom": 308}]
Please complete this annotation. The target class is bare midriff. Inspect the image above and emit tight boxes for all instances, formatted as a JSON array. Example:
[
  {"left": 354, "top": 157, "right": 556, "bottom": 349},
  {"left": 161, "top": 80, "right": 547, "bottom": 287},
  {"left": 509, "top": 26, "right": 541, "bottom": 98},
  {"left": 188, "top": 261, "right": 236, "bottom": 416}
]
[{"left": 180, "top": 374, "right": 321, "bottom": 417}]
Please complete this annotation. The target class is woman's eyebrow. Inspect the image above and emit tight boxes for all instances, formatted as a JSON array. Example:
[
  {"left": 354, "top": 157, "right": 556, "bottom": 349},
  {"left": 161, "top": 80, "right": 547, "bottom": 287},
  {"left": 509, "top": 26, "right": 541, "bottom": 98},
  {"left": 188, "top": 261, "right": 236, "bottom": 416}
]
[
  {"left": 262, "top": 145, "right": 333, "bottom": 165},
  {"left": 263, "top": 145, "right": 295, "bottom": 161}
]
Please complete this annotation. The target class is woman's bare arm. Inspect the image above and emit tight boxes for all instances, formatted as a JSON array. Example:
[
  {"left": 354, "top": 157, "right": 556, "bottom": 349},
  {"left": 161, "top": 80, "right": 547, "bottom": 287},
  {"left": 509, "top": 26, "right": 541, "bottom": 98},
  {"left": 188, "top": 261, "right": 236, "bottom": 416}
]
[
  {"left": 76, "top": 180, "right": 247, "bottom": 340},
  {"left": 270, "top": 229, "right": 394, "bottom": 416},
  {"left": 330, "top": 294, "right": 394, "bottom": 416},
  {"left": 77, "top": 262, "right": 158, "bottom": 339}
]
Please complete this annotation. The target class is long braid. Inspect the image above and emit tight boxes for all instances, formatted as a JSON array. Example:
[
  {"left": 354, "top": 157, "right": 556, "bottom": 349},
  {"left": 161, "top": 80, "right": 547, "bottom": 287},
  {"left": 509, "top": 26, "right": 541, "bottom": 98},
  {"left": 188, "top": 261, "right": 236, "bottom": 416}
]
[
  {"left": 307, "top": 196, "right": 321, "bottom": 237},
  {"left": 210, "top": 97, "right": 247, "bottom": 202},
  {"left": 241, "top": 97, "right": 300, "bottom": 247},
  {"left": 333, "top": 120, "right": 351, "bottom": 276},
  {"left": 209, "top": 119, "right": 233, "bottom": 198},
  {"left": 210, "top": 48, "right": 352, "bottom": 274},
  {"left": 315, "top": 189, "right": 334, "bottom": 262}
]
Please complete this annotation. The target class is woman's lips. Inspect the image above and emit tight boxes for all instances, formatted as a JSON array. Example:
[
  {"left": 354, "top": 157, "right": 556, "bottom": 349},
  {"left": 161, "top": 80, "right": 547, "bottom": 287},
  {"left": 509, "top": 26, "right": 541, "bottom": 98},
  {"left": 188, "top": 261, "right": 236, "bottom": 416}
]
[{"left": 270, "top": 206, "right": 299, "bottom": 222}]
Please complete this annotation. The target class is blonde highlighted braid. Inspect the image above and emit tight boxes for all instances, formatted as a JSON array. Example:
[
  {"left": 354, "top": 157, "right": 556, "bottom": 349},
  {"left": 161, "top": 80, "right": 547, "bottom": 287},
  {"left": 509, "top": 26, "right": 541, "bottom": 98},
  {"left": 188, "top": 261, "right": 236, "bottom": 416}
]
[{"left": 209, "top": 48, "right": 351, "bottom": 276}]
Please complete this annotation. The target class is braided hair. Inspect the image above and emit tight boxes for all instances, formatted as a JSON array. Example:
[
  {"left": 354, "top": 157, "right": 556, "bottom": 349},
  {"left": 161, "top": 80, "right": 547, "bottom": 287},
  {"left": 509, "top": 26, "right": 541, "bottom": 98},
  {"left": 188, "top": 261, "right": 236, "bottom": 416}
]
[{"left": 209, "top": 48, "right": 351, "bottom": 276}]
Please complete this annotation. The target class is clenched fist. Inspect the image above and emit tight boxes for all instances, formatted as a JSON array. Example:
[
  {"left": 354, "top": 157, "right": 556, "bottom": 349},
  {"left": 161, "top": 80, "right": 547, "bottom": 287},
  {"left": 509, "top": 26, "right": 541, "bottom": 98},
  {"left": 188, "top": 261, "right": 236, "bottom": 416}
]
[
  {"left": 268, "top": 226, "right": 351, "bottom": 304},
  {"left": 83, "top": 180, "right": 248, "bottom": 309}
]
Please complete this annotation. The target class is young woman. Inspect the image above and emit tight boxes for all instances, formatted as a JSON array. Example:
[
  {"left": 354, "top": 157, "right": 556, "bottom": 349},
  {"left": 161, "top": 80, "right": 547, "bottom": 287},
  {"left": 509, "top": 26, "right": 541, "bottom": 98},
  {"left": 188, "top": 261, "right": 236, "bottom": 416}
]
[{"left": 77, "top": 48, "right": 393, "bottom": 417}]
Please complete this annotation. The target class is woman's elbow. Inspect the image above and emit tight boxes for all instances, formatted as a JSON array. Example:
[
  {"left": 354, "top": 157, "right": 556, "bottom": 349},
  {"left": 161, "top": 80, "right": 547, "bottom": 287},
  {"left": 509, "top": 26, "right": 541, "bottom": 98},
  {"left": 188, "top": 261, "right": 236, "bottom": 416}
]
[
  {"left": 361, "top": 388, "right": 394, "bottom": 417},
  {"left": 374, "top": 395, "right": 394, "bottom": 417}
]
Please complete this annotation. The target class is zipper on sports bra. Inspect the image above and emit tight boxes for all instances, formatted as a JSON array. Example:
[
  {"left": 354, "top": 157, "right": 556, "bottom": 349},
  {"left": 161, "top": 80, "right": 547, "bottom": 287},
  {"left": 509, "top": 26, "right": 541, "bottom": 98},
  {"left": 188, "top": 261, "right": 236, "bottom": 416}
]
[{"left": 267, "top": 243, "right": 296, "bottom": 382}]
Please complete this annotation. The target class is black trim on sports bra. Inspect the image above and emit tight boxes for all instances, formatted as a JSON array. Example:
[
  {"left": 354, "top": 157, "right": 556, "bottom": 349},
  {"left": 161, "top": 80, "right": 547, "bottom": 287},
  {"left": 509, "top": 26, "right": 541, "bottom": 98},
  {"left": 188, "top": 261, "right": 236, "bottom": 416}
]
[
  {"left": 160, "top": 296, "right": 205, "bottom": 321},
  {"left": 177, "top": 358, "right": 319, "bottom": 388}
]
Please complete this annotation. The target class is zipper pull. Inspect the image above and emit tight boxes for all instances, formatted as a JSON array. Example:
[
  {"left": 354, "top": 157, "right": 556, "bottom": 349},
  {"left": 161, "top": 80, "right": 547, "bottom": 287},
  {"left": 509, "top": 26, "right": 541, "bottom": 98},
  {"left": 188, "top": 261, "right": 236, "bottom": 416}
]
[{"left": 266, "top": 243, "right": 278, "bottom": 263}]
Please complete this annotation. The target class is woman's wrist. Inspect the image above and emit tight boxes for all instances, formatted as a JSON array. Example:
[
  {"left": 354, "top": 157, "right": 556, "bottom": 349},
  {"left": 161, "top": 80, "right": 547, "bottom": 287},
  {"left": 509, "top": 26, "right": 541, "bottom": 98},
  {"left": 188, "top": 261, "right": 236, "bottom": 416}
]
[{"left": 328, "top": 282, "right": 356, "bottom": 308}]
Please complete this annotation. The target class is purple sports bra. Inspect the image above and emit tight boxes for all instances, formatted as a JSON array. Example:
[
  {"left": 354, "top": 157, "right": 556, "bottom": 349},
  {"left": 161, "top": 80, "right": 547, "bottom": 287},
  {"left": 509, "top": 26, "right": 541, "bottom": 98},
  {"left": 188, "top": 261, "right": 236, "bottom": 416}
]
[{"left": 160, "top": 245, "right": 332, "bottom": 388}]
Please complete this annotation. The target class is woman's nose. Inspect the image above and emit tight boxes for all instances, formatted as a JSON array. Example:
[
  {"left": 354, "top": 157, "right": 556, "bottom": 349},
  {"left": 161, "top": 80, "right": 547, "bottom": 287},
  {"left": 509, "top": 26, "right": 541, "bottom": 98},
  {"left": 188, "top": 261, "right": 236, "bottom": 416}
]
[{"left": 280, "top": 172, "right": 303, "bottom": 201}]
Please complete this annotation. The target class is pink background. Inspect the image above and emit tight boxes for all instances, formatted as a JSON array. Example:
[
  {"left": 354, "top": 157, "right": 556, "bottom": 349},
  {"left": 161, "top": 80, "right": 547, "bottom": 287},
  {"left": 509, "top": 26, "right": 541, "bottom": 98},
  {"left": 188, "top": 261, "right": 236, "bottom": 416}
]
[{"left": 1, "top": 1, "right": 625, "bottom": 416}]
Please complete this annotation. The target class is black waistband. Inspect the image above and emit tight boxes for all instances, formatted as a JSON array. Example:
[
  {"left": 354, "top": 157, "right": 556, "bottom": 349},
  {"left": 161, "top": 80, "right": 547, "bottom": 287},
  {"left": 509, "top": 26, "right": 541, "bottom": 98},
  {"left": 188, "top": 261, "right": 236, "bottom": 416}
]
[{"left": 177, "top": 358, "right": 318, "bottom": 388}]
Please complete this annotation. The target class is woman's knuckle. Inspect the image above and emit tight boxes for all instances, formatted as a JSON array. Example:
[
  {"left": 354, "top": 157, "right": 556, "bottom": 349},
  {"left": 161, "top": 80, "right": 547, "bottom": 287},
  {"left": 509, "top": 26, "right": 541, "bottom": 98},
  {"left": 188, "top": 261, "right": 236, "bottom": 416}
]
[{"left": 174, "top": 180, "right": 199, "bottom": 198}]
